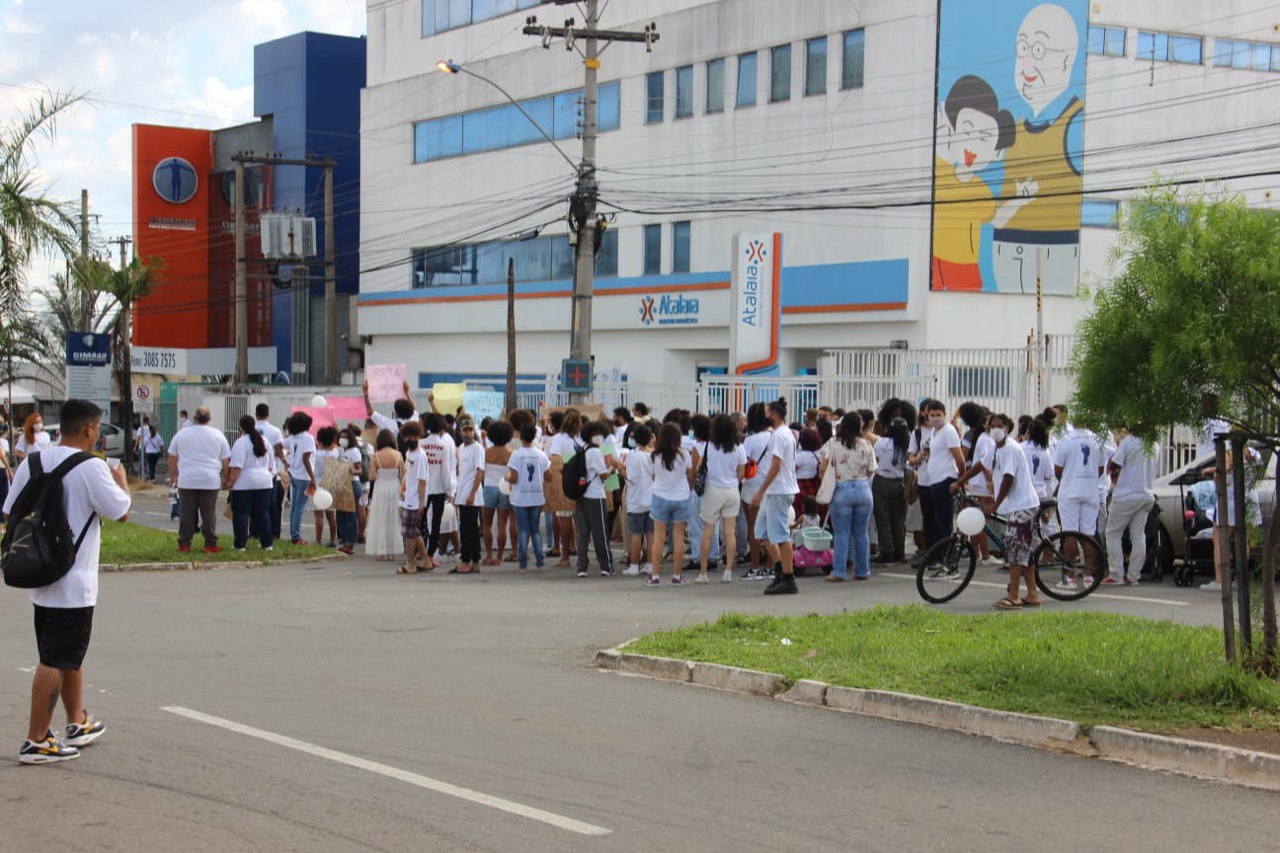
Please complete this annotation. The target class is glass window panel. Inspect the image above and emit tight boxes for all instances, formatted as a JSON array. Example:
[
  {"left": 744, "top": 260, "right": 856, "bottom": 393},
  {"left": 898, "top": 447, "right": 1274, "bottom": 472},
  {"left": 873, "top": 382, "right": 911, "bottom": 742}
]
[
  {"left": 598, "top": 81, "right": 621, "bottom": 132},
  {"left": 1271, "top": 45, "right": 1280, "bottom": 72},
  {"left": 461, "top": 111, "right": 485, "bottom": 154},
  {"left": 675, "top": 65, "right": 693, "bottom": 118},
  {"left": 449, "top": 0, "right": 471, "bottom": 28},
  {"left": 423, "top": 0, "right": 437, "bottom": 35},
  {"left": 646, "top": 71, "right": 664, "bottom": 123},
  {"left": 413, "top": 120, "right": 435, "bottom": 163},
  {"left": 643, "top": 224, "right": 662, "bottom": 275},
  {"left": 482, "top": 105, "right": 507, "bottom": 150},
  {"left": 517, "top": 0, "right": 539, "bottom": 8},
  {"left": 672, "top": 221, "right": 691, "bottom": 273},
  {"left": 1214, "top": 39, "right": 1233, "bottom": 67},
  {"left": 842, "top": 29, "right": 865, "bottom": 89},
  {"left": 436, "top": 0, "right": 451, "bottom": 31},
  {"left": 1234, "top": 41, "right": 1252, "bottom": 68},
  {"left": 1080, "top": 199, "right": 1119, "bottom": 228},
  {"left": 1104, "top": 27, "right": 1125, "bottom": 57},
  {"left": 553, "top": 90, "right": 580, "bottom": 139},
  {"left": 472, "top": 0, "right": 496, "bottom": 21},
  {"left": 806, "top": 36, "right": 828, "bottom": 95},
  {"left": 510, "top": 96, "right": 553, "bottom": 146},
  {"left": 437, "top": 115, "right": 463, "bottom": 158},
  {"left": 1087, "top": 26, "right": 1103, "bottom": 55},
  {"left": 509, "top": 236, "right": 552, "bottom": 282},
  {"left": 770, "top": 43, "right": 791, "bottom": 102},
  {"left": 1156, "top": 33, "right": 1169, "bottom": 60},
  {"left": 1136, "top": 31, "right": 1155, "bottom": 60},
  {"left": 1171, "top": 36, "right": 1202, "bottom": 64},
  {"left": 595, "top": 228, "right": 618, "bottom": 277},
  {"left": 706, "top": 58, "right": 725, "bottom": 113},
  {"left": 474, "top": 240, "right": 505, "bottom": 285},
  {"left": 550, "top": 235, "right": 574, "bottom": 281},
  {"left": 1252, "top": 41, "right": 1271, "bottom": 70},
  {"left": 737, "top": 52, "right": 757, "bottom": 107},
  {"left": 494, "top": 0, "right": 517, "bottom": 14}
]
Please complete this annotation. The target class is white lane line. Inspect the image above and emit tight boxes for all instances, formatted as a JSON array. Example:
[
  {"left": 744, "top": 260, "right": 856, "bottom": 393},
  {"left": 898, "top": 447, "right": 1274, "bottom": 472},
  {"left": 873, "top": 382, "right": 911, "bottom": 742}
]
[
  {"left": 879, "top": 572, "right": 1189, "bottom": 607},
  {"left": 161, "top": 706, "right": 611, "bottom": 837}
]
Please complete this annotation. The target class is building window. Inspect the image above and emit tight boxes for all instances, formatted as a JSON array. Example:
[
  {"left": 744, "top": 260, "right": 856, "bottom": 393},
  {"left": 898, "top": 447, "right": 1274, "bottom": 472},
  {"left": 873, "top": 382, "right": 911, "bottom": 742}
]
[
  {"left": 1215, "top": 38, "right": 1280, "bottom": 71},
  {"left": 595, "top": 228, "right": 619, "bottom": 277},
  {"left": 1087, "top": 25, "right": 1126, "bottom": 57},
  {"left": 411, "top": 230, "right": 616, "bottom": 289},
  {"left": 841, "top": 28, "right": 865, "bottom": 89},
  {"left": 1137, "top": 31, "right": 1202, "bottom": 64},
  {"left": 643, "top": 224, "right": 662, "bottom": 275},
  {"left": 412, "top": 81, "right": 621, "bottom": 163},
  {"left": 675, "top": 65, "right": 693, "bottom": 118},
  {"left": 706, "top": 58, "right": 725, "bottom": 114},
  {"left": 736, "top": 51, "right": 758, "bottom": 107},
  {"left": 805, "top": 36, "right": 828, "bottom": 95},
  {"left": 770, "top": 44, "right": 792, "bottom": 102},
  {"left": 1081, "top": 199, "right": 1120, "bottom": 229},
  {"left": 672, "top": 221, "right": 691, "bottom": 273},
  {"left": 425, "top": 0, "right": 541, "bottom": 36},
  {"left": 646, "top": 71, "right": 664, "bottom": 124}
]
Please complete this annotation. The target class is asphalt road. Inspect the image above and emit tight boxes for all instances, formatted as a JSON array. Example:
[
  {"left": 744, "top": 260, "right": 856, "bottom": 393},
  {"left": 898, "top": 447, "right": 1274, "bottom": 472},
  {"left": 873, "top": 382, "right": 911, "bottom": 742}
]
[{"left": 1, "top": 492, "right": 1275, "bottom": 852}]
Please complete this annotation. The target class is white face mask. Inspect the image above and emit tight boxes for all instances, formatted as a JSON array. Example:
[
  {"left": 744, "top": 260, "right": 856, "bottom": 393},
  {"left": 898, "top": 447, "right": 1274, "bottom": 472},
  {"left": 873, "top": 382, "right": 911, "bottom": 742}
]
[
  {"left": 990, "top": 428, "right": 1007, "bottom": 443},
  {"left": 929, "top": 416, "right": 945, "bottom": 429},
  {"left": 591, "top": 435, "right": 603, "bottom": 447},
  {"left": 338, "top": 438, "right": 349, "bottom": 448}
]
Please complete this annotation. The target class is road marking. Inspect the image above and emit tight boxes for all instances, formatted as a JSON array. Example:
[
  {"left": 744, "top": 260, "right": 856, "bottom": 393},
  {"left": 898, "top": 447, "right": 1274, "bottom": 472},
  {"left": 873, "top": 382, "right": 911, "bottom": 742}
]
[
  {"left": 879, "top": 572, "right": 1189, "bottom": 607},
  {"left": 161, "top": 706, "right": 611, "bottom": 837}
]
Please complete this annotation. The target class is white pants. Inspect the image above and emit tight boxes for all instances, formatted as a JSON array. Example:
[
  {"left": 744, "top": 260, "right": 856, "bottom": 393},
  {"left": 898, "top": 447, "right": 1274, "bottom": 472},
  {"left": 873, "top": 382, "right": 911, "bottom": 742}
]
[
  {"left": 1105, "top": 495, "right": 1155, "bottom": 581},
  {"left": 1059, "top": 495, "right": 1099, "bottom": 536}
]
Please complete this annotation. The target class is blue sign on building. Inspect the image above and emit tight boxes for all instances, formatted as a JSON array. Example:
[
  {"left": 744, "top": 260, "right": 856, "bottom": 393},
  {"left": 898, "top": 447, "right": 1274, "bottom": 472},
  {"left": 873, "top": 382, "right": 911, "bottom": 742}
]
[
  {"left": 152, "top": 157, "right": 198, "bottom": 204},
  {"left": 561, "top": 359, "right": 593, "bottom": 395}
]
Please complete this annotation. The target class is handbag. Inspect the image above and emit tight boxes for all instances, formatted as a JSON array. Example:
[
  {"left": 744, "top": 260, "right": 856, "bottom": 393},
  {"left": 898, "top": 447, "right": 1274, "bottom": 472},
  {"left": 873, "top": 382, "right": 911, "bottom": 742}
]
[
  {"left": 743, "top": 440, "right": 768, "bottom": 481},
  {"left": 693, "top": 441, "right": 709, "bottom": 496},
  {"left": 816, "top": 444, "right": 837, "bottom": 505}
]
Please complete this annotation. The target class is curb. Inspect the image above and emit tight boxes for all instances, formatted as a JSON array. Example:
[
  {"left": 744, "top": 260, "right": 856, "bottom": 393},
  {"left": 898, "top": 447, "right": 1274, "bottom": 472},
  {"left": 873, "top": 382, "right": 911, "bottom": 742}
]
[
  {"left": 599, "top": 647, "right": 1280, "bottom": 792},
  {"left": 102, "top": 554, "right": 346, "bottom": 573}
]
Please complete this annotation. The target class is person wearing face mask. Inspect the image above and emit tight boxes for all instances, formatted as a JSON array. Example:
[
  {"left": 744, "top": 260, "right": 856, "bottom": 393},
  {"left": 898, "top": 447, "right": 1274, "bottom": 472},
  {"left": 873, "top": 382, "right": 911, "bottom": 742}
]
[
  {"left": 334, "top": 428, "right": 363, "bottom": 555},
  {"left": 917, "top": 401, "right": 966, "bottom": 549},
  {"left": 574, "top": 420, "right": 616, "bottom": 578},
  {"left": 15, "top": 412, "right": 51, "bottom": 464},
  {"left": 453, "top": 416, "right": 485, "bottom": 574},
  {"left": 749, "top": 399, "right": 801, "bottom": 595},
  {"left": 987, "top": 414, "right": 1043, "bottom": 608}
]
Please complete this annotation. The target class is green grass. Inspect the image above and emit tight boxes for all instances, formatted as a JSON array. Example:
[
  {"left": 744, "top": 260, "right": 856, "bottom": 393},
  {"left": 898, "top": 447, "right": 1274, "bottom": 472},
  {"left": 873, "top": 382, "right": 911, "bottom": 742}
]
[
  {"left": 627, "top": 606, "right": 1280, "bottom": 732},
  {"left": 100, "top": 520, "right": 332, "bottom": 565}
]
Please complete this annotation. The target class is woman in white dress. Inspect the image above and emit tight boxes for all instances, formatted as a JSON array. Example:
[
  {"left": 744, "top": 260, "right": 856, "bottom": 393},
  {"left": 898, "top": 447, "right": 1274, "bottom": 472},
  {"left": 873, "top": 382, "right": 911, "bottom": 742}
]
[{"left": 365, "top": 428, "right": 405, "bottom": 561}]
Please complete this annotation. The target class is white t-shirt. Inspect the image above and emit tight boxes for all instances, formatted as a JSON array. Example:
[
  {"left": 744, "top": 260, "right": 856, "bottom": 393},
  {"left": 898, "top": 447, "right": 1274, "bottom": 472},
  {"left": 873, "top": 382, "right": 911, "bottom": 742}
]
[
  {"left": 508, "top": 446, "right": 551, "bottom": 507},
  {"left": 992, "top": 440, "right": 1041, "bottom": 515},
  {"left": 167, "top": 424, "right": 231, "bottom": 490},
  {"left": 370, "top": 410, "right": 419, "bottom": 434},
  {"left": 874, "top": 436, "right": 905, "bottom": 479},
  {"left": 1021, "top": 443, "right": 1056, "bottom": 499},
  {"left": 229, "top": 434, "right": 274, "bottom": 491},
  {"left": 583, "top": 446, "right": 607, "bottom": 499},
  {"left": 741, "top": 431, "right": 772, "bottom": 491},
  {"left": 925, "top": 423, "right": 962, "bottom": 483},
  {"left": 286, "top": 431, "right": 317, "bottom": 481},
  {"left": 256, "top": 420, "right": 284, "bottom": 461},
  {"left": 549, "top": 432, "right": 577, "bottom": 459},
  {"left": 400, "top": 448, "right": 429, "bottom": 510},
  {"left": 652, "top": 449, "right": 693, "bottom": 501},
  {"left": 1054, "top": 430, "right": 1103, "bottom": 500},
  {"left": 3, "top": 446, "right": 131, "bottom": 608},
  {"left": 765, "top": 426, "right": 799, "bottom": 496},
  {"left": 142, "top": 432, "right": 165, "bottom": 455},
  {"left": 909, "top": 428, "right": 931, "bottom": 487},
  {"left": 626, "top": 450, "right": 655, "bottom": 512},
  {"left": 343, "top": 446, "right": 363, "bottom": 480},
  {"left": 179, "top": 418, "right": 193, "bottom": 431},
  {"left": 423, "top": 434, "right": 456, "bottom": 497},
  {"left": 705, "top": 444, "right": 746, "bottom": 489},
  {"left": 794, "top": 445, "right": 821, "bottom": 480},
  {"left": 1112, "top": 435, "right": 1156, "bottom": 502},
  {"left": 456, "top": 441, "right": 485, "bottom": 506},
  {"left": 968, "top": 432, "right": 997, "bottom": 496},
  {"left": 313, "top": 447, "right": 339, "bottom": 483},
  {"left": 15, "top": 431, "right": 51, "bottom": 456}
]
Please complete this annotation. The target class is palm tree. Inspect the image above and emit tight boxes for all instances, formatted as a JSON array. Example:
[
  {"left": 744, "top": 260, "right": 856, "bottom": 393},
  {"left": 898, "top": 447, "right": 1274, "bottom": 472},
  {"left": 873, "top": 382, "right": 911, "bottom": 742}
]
[{"left": 0, "top": 89, "right": 84, "bottom": 318}]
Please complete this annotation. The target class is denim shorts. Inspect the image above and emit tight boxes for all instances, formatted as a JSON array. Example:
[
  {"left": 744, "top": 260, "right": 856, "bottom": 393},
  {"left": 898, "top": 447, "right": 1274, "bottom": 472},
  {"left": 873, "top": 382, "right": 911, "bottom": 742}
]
[
  {"left": 754, "top": 493, "right": 794, "bottom": 544},
  {"left": 650, "top": 495, "right": 691, "bottom": 525},
  {"left": 482, "top": 485, "right": 511, "bottom": 510},
  {"left": 627, "top": 511, "right": 654, "bottom": 536}
]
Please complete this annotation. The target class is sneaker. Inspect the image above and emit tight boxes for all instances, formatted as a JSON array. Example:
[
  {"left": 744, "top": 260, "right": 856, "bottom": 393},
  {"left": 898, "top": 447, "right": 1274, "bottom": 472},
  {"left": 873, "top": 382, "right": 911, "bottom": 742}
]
[
  {"left": 64, "top": 714, "right": 105, "bottom": 748},
  {"left": 764, "top": 574, "right": 798, "bottom": 595},
  {"left": 645, "top": 575, "right": 662, "bottom": 586},
  {"left": 1200, "top": 581, "right": 1222, "bottom": 592},
  {"left": 621, "top": 565, "right": 641, "bottom": 577},
  {"left": 600, "top": 567, "right": 614, "bottom": 577},
  {"left": 707, "top": 559, "right": 718, "bottom": 571},
  {"left": 18, "top": 732, "right": 79, "bottom": 765},
  {"left": 694, "top": 574, "right": 709, "bottom": 584},
  {"left": 234, "top": 547, "right": 247, "bottom": 552},
  {"left": 742, "top": 567, "right": 769, "bottom": 581},
  {"left": 264, "top": 546, "right": 274, "bottom": 552},
  {"left": 203, "top": 546, "right": 222, "bottom": 554},
  {"left": 1101, "top": 577, "right": 1121, "bottom": 585},
  {"left": 1125, "top": 578, "right": 1140, "bottom": 586},
  {"left": 1053, "top": 578, "right": 1077, "bottom": 591},
  {"left": 177, "top": 546, "right": 191, "bottom": 553},
  {"left": 722, "top": 569, "right": 733, "bottom": 583},
  {"left": 671, "top": 575, "right": 687, "bottom": 585},
  {"left": 641, "top": 563, "right": 653, "bottom": 575},
  {"left": 980, "top": 557, "right": 1003, "bottom": 567},
  {"left": 576, "top": 569, "right": 588, "bottom": 578}
]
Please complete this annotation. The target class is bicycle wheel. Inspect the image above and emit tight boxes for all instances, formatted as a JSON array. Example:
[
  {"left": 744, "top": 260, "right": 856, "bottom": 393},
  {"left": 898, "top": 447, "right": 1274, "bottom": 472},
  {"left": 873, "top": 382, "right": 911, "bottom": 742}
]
[
  {"left": 1034, "top": 531, "right": 1109, "bottom": 601},
  {"left": 916, "top": 536, "right": 977, "bottom": 603}
]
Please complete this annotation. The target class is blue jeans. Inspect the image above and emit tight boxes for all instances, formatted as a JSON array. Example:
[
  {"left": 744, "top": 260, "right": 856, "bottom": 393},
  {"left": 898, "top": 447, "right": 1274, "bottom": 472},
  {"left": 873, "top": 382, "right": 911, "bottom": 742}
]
[
  {"left": 830, "top": 480, "right": 873, "bottom": 579},
  {"left": 514, "top": 504, "right": 544, "bottom": 568},
  {"left": 230, "top": 488, "right": 273, "bottom": 549},
  {"left": 337, "top": 480, "right": 361, "bottom": 547},
  {"left": 289, "top": 477, "right": 310, "bottom": 542}
]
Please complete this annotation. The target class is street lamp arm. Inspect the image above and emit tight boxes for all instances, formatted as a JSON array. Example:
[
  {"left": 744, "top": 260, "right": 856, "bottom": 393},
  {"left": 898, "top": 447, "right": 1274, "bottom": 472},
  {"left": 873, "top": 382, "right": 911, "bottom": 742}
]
[{"left": 439, "top": 60, "right": 580, "bottom": 174}]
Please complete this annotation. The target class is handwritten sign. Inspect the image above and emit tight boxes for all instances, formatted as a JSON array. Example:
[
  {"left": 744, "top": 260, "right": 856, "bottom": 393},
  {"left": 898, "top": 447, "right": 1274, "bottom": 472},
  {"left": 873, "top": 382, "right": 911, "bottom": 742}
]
[
  {"left": 463, "top": 391, "right": 505, "bottom": 424},
  {"left": 432, "top": 382, "right": 466, "bottom": 417},
  {"left": 366, "top": 363, "right": 406, "bottom": 403}
]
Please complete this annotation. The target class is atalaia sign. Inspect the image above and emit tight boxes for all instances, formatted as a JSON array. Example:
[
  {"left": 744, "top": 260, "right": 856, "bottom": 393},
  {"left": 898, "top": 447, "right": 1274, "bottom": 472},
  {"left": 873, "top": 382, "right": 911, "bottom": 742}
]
[{"left": 729, "top": 232, "right": 782, "bottom": 375}]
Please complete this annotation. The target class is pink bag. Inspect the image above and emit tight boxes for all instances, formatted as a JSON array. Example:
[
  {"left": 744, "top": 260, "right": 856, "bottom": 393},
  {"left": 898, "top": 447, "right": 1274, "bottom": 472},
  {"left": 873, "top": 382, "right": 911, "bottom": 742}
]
[{"left": 792, "top": 546, "right": 833, "bottom": 569}]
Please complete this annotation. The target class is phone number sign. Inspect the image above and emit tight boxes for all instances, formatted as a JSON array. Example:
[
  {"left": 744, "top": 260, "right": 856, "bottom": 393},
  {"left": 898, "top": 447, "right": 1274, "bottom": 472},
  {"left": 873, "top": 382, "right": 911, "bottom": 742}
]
[{"left": 131, "top": 347, "right": 185, "bottom": 374}]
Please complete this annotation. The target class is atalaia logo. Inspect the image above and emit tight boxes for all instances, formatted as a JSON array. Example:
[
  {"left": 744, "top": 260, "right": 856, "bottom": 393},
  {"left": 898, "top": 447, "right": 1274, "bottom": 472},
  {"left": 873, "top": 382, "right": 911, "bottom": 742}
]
[{"left": 639, "top": 294, "right": 700, "bottom": 326}]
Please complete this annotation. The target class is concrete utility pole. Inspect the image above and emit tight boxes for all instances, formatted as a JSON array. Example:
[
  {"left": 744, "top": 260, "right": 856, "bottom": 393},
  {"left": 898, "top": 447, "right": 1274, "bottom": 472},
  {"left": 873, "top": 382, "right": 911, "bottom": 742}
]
[
  {"left": 234, "top": 159, "right": 248, "bottom": 386},
  {"left": 324, "top": 162, "right": 337, "bottom": 385},
  {"left": 79, "top": 189, "right": 91, "bottom": 331},
  {"left": 524, "top": 1, "right": 658, "bottom": 403},
  {"left": 109, "top": 235, "right": 134, "bottom": 469}
]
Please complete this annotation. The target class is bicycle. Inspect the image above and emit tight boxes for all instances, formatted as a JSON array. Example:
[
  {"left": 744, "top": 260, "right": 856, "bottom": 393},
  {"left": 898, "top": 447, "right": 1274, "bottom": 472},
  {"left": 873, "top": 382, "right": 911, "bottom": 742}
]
[{"left": 915, "top": 496, "right": 1109, "bottom": 604}]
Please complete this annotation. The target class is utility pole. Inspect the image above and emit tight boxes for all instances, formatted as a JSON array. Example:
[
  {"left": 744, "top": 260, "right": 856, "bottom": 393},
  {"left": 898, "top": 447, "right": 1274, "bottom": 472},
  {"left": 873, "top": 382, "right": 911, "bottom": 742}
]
[
  {"left": 234, "top": 159, "right": 248, "bottom": 386},
  {"left": 109, "top": 235, "right": 134, "bottom": 470},
  {"left": 506, "top": 257, "right": 517, "bottom": 415},
  {"left": 79, "top": 189, "right": 91, "bottom": 331},
  {"left": 324, "top": 162, "right": 337, "bottom": 385},
  {"left": 524, "top": 2, "right": 657, "bottom": 404}
]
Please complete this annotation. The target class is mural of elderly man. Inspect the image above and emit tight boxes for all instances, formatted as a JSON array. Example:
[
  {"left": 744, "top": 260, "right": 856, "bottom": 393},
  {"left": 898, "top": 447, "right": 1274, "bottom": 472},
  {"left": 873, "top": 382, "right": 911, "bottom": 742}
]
[{"left": 992, "top": 2, "right": 1086, "bottom": 295}]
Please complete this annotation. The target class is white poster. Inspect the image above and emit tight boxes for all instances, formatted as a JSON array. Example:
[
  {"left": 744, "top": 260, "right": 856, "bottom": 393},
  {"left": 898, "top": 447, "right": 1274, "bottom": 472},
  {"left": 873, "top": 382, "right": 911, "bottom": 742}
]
[{"left": 729, "top": 232, "right": 782, "bottom": 376}]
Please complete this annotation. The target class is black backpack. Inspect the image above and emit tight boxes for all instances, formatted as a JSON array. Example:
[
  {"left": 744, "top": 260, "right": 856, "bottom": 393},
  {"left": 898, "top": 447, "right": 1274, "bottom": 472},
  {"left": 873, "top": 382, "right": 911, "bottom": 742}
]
[
  {"left": 2, "top": 451, "right": 98, "bottom": 589},
  {"left": 561, "top": 443, "right": 588, "bottom": 500}
]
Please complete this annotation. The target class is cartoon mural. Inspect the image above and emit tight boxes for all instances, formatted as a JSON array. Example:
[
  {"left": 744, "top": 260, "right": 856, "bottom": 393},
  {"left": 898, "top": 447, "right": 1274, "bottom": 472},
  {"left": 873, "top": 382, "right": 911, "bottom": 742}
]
[{"left": 931, "top": 1, "right": 1087, "bottom": 295}]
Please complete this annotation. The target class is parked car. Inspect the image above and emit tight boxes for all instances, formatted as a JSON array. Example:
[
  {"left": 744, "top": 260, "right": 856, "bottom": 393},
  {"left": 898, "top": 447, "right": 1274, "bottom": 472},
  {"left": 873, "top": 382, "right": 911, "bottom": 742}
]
[
  {"left": 1149, "top": 447, "right": 1275, "bottom": 575},
  {"left": 43, "top": 421, "right": 127, "bottom": 458}
]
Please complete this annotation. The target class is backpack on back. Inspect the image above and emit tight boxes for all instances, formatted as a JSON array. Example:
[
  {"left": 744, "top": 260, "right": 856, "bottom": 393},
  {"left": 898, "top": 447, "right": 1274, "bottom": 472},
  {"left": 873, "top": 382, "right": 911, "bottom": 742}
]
[
  {"left": 561, "top": 444, "right": 588, "bottom": 500},
  {"left": 2, "top": 451, "right": 98, "bottom": 589}
]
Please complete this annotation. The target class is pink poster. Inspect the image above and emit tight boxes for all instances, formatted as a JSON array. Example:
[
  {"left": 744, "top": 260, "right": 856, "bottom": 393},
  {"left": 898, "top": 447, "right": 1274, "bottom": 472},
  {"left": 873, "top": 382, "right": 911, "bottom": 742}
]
[
  {"left": 290, "top": 406, "right": 335, "bottom": 437},
  {"left": 327, "top": 396, "right": 368, "bottom": 423},
  {"left": 366, "top": 363, "right": 407, "bottom": 403}
]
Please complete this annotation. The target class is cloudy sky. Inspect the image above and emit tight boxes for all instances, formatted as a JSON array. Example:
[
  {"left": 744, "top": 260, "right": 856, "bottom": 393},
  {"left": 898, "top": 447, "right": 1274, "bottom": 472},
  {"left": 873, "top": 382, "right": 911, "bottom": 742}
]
[{"left": 1, "top": 0, "right": 364, "bottom": 280}]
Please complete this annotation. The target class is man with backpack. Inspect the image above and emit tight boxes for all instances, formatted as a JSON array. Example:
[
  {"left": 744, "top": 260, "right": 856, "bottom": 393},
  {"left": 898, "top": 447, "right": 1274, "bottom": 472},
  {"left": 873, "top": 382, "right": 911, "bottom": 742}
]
[{"left": 4, "top": 399, "right": 132, "bottom": 764}]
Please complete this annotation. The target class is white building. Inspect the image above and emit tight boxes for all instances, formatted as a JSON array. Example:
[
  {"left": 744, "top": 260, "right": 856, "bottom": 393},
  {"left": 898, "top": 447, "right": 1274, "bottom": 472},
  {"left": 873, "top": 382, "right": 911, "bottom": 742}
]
[{"left": 359, "top": 0, "right": 1280, "bottom": 395}]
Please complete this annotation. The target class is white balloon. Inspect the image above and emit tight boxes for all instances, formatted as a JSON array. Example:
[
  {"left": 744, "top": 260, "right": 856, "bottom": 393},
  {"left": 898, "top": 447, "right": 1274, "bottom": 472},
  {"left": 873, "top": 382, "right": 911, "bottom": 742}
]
[
  {"left": 311, "top": 487, "right": 334, "bottom": 511},
  {"left": 956, "top": 506, "right": 986, "bottom": 537},
  {"left": 786, "top": 505, "right": 796, "bottom": 527},
  {"left": 498, "top": 477, "right": 512, "bottom": 496},
  {"left": 311, "top": 394, "right": 328, "bottom": 408}
]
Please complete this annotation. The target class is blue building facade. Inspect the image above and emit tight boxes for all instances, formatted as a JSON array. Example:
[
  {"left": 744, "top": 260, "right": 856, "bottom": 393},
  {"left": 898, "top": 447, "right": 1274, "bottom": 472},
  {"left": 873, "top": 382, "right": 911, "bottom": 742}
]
[{"left": 254, "top": 32, "right": 365, "bottom": 378}]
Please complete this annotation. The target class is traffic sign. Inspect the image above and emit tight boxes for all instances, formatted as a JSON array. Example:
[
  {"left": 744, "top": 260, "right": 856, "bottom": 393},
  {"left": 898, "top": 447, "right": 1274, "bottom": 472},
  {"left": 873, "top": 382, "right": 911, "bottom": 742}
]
[
  {"left": 133, "top": 382, "right": 154, "bottom": 412},
  {"left": 561, "top": 359, "right": 593, "bottom": 395}
]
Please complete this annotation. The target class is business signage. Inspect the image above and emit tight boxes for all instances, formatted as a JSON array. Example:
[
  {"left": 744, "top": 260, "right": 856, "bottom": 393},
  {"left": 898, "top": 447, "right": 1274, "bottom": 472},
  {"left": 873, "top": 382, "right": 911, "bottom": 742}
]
[
  {"left": 65, "top": 332, "right": 112, "bottom": 415},
  {"left": 638, "top": 293, "right": 701, "bottom": 327},
  {"left": 729, "top": 232, "right": 782, "bottom": 375},
  {"left": 152, "top": 156, "right": 198, "bottom": 204}
]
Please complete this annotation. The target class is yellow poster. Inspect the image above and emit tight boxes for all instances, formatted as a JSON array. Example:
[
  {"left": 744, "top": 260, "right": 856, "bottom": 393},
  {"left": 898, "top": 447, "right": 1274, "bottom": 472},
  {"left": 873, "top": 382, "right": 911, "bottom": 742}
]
[{"left": 432, "top": 382, "right": 466, "bottom": 417}]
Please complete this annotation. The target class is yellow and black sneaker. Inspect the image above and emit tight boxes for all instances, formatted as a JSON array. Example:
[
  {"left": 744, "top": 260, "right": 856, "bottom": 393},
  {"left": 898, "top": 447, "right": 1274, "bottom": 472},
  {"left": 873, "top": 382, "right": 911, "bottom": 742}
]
[
  {"left": 18, "top": 732, "right": 80, "bottom": 765},
  {"left": 65, "top": 713, "right": 106, "bottom": 748}
]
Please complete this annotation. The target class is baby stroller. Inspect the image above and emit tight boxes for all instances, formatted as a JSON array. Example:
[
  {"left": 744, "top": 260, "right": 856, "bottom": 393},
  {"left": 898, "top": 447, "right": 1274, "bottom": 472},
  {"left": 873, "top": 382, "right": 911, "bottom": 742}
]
[{"left": 1173, "top": 482, "right": 1216, "bottom": 586}]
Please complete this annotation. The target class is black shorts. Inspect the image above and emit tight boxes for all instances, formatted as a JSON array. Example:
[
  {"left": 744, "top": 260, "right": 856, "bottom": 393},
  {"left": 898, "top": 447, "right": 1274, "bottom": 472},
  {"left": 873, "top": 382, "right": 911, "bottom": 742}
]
[{"left": 33, "top": 605, "right": 94, "bottom": 671}]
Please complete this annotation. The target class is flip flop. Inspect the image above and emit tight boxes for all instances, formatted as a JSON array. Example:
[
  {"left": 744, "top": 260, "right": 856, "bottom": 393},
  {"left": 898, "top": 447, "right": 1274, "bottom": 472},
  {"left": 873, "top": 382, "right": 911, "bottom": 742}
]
[
  {"left": 1021, "top": 598, "right": 1042, "bottom": 607},
  {"left": 992, "top": 597, "right": 1022, "bottom": 610}
]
